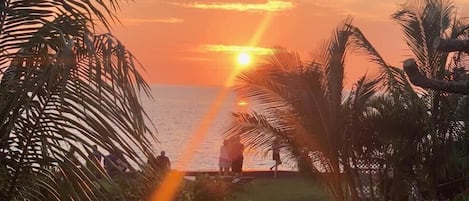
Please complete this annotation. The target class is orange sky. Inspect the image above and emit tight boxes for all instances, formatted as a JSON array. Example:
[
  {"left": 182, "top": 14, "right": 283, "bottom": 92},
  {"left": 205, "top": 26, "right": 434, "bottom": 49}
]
[{"left": 111, "top": 0, "right": 469, "bottom": 87}]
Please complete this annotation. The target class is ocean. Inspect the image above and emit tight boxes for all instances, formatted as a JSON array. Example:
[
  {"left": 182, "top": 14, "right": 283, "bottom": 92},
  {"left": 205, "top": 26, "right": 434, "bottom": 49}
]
[{"left": 140, "top": 84, "right": 295, "bottom": 171}]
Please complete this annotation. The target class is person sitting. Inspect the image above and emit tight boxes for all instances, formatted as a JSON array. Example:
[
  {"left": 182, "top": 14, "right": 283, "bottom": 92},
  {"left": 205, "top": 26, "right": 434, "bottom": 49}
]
[
  {"left": 86, "top": 145, "right": 104, "bottom": 177},
  {"left": 66, "top": 146, "right": 81, "bottom": 167},
  {"left": 87, "top": 145, "right": 103, "bottom": 166},
  {"left": 147, "top": 154, "right": 158, "bottom": 170},
  {"left": 103, "top": 150, "right": 129, "bottom": 176}
]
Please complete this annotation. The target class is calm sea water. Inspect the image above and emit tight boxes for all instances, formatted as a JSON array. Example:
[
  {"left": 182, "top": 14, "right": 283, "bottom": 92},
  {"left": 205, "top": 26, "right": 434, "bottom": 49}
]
[{"left": 140, "top": 85, "right": 295, "bottom": 171}]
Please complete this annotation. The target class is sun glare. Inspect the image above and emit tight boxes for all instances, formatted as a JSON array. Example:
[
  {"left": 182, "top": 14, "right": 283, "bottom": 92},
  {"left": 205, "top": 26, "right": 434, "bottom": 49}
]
[
  {"left": 237, "top": 52, "right": 251, "bottom": 66},
  {"left": 237, "top": 100, "right": 248, "bottom": 106}
]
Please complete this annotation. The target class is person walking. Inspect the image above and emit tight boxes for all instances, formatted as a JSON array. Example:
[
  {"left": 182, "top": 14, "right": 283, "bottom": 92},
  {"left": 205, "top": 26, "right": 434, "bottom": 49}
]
[
  {"left": 219, "top": 139, "right": 231, "bottom": 176},
  {"left": 269, "top": 138, "right": 282, "bottom": 178}
]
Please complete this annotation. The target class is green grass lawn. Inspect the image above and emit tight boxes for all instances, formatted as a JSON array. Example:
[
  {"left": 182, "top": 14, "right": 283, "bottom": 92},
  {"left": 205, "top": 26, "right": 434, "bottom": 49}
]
[{"left": 234, "top": 177, "right": 331, "bottom": 201}]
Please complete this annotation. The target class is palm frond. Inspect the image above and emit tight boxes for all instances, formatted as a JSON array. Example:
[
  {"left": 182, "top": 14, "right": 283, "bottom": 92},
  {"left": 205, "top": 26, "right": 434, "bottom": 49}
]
[
  {"left": 234, "top": 48, "right": 303, "bottom": 114},
  {"left": 392, "top": 1, "right": 430, "bottom": 69},
  {"left": 0, "top": 0, "right": 119, "bottom": 61},
  {"left": 0, "top": 30, "right": 155, "bottom": 200},
  {"left": 322, "top": 18, "right": 353, "bottom": 107},
  {"left": 0, "top": 1, "right": 156, "bottom": 200},
  {"left": 346, "top": 74, "right": 381, "bottom": 113},
  {"left": 224, "top": 112, "right": 288, "bottom": 152},
  {"left": 346, "top": 23, "right": 418, "bottom": 100},
  {"left": 392, "top": 0, "right": 456, "bottom": 78},
  {"left": 223, "top": 111, "right": 332, "bottom": 174}
]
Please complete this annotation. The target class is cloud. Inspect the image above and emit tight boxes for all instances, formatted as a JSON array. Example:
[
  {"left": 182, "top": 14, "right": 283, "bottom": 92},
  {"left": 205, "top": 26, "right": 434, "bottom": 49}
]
[
  {"left": 201, "top": 44, "right": 274, "bottom": 55},
  {"left": 296, "top": 0, "right": 397, "bottom": 21},
  {"left": 122, "top": 17, "right": 184, "bottom": 25},
  {"left": 172, "top": 1, "right": 294, "bottom": 12}
]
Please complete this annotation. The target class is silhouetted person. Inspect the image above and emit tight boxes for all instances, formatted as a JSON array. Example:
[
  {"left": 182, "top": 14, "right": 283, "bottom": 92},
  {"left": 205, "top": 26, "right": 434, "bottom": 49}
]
[
  {"left": 156, "top": 151, "right": 171, "bottom": 171},
  {"left": 269, "top": 137, "right": 282, "bottom": 178},
  {"left": 218, "top": 139, "right": 231, "bottom": 176},
  {"left": 88, "top": 145, "right": 103, "bottom": 164},
  {"left": 87, "top": 145, "right": 104, "bottom": 177},
  {"left": 229, "top": 136, "right": 244, "bottom": 178},
  {"left": 66, "top": 146, "right": 80, "bottom": 166},
  {"left": 104, "top": 150, "right": 128, "bottom": 176}
]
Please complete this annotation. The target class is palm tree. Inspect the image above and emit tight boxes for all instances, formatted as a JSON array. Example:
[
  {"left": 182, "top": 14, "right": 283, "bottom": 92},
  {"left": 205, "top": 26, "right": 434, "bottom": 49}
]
[
  {"left": 391, "top": 0, "right": 469, "bottom": 199},
  {"left": 0, "top": 1, "right": 156, "bottom": 200},
  {"left": 224, "top": 1, "right": 469, "bottom": 199},
  {"left": 224, "top": 20, "right": 387, "bottom": 201},
  {"left": 331, "top": 1, "right": 468, "bottom": 199},
  {"left": 397, "top": 0, "right": 469, "bottom": 94}
]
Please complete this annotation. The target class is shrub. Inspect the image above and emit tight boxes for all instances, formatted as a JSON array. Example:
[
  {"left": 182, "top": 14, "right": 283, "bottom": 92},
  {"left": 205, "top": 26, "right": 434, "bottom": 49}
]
[{"left": 178, "top": 174, "right": 235, "bottom": 201}]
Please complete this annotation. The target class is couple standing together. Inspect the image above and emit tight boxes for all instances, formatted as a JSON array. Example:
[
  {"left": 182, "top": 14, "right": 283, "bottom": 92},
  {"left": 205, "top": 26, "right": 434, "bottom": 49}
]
[{"left": 218, "top": 136, "right": 244, "bottom": 177}]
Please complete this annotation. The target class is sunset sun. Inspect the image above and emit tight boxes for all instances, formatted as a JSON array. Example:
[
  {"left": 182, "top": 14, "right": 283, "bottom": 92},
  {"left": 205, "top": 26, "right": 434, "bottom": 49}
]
[{"left": 237, "top": 52, "right": 251, "bottom": 66}]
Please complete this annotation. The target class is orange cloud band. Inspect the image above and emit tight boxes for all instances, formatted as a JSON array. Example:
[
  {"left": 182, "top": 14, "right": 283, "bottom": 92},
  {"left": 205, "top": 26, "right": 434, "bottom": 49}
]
[
  {"left": 172, "top": 0, "right": 294, "bottom": 12},
  {"left": 123, "top": 17, "right": 184, "bottom": 24},
  {"left": 202, "top": 44, "right": 274, "bottom": 55}
]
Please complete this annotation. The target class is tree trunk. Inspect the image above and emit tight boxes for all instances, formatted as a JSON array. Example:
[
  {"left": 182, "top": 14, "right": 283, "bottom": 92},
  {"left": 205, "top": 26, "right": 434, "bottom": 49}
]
[{"left": 403, "top": 59, "right": 469, "bottom": 94}]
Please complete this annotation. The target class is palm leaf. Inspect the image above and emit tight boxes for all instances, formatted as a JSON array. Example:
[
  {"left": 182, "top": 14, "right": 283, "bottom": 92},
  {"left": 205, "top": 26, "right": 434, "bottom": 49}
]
[
  {"left": 322, "top": 18, "right": 353, "bottom": 108},
  {"left": 234, "top": 48, "right": 303, "bottom": 115},
  {"left": 392, "top": 0, "right": 455, "bottom": 78},
  {"left": 346, "top": 23, "right": 418, "bottom": 101},
  {"left": 0, "top": 0, "right": 156, "bottom": 200}
]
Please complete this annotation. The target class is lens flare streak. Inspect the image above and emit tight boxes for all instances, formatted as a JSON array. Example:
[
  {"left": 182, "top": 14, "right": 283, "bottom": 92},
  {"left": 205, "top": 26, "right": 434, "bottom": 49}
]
[{"left": 150, "top": 11, "right": 276, "bottom": 201}]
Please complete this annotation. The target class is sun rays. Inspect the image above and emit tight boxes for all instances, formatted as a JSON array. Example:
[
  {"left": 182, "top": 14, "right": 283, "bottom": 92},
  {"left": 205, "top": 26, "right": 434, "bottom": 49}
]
[{"left": 150, "top": 11, "right": 276, "bottom": 201}]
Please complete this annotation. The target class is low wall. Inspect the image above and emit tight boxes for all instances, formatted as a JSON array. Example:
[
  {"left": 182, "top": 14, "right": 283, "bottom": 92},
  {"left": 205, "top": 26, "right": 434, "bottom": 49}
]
[{"left": 183, "top": 170, "right": 301, "bottom": 178}]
